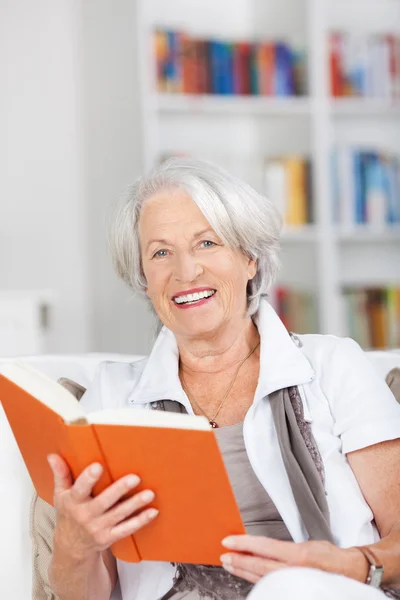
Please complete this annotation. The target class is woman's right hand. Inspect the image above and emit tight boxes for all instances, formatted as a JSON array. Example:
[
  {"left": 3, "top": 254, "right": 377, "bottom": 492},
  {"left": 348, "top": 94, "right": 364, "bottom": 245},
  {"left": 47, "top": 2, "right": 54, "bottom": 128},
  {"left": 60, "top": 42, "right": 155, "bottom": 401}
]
[{"left": 48, "top": 453, "right": 158, "bottom": 561}]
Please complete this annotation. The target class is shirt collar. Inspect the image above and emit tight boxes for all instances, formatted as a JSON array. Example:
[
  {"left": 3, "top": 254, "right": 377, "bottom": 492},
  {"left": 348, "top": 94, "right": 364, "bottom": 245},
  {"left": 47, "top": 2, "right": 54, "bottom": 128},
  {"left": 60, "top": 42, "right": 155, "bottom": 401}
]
[{"left": 128, "top": 298, "right": 315, "bottom": 405}]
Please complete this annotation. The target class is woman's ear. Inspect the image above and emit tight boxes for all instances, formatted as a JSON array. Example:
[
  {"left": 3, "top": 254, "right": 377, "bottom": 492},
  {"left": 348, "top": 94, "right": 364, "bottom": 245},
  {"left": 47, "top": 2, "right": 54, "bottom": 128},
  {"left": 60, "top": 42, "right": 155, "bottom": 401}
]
[{"left": 247, "top": 258, "right": 257, "bottom": 281}]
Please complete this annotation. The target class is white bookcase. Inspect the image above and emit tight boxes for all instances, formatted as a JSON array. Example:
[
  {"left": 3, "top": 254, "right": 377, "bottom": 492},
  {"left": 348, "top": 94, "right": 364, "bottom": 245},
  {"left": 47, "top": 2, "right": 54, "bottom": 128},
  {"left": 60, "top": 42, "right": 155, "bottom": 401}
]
[{"left": 136, "top": 0, "right": 400, "bottom": 338}]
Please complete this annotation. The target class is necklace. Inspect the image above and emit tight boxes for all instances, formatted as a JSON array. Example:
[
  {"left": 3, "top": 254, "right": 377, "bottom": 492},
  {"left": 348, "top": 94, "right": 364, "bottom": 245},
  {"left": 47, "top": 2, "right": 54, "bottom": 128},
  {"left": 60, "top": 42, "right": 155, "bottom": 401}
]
[{"left": 180, "top": 340, "right": 260, "bottom": 428}]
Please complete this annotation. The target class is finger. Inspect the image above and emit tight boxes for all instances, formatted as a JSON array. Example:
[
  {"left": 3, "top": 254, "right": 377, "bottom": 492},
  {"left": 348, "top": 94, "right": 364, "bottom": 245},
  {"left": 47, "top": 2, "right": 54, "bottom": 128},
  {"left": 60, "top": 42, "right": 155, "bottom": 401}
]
[
  {"left": 70, "top": 462, "right": 104, "bottom": 502},
  {"left": 89, "top": 474, "right": 141, "bottom": 517},
  {"left": 109, "top": 507, "right": 159, "bottom": 544},
  {"left": 48, "top": 454, "right": 73, "bottom": 494},
  {"left": 221, "top": 552, "right": 283, "bottom": 579},
  {"left": 221, "top": 564, "right": 261, "bottom": 584},
  {"left": 222, "top": 535, "right": 298, "bottom": 561},
  {"left": 102, "top": 489, "right": 155, "bottom": 528}
]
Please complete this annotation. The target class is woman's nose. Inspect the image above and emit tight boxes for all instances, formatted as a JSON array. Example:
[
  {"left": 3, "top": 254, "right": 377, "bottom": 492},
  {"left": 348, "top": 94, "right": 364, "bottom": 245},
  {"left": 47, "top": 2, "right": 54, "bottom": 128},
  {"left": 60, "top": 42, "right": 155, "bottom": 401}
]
[{"left": 173, "top": 253, "right": 203, "bottom": 283}]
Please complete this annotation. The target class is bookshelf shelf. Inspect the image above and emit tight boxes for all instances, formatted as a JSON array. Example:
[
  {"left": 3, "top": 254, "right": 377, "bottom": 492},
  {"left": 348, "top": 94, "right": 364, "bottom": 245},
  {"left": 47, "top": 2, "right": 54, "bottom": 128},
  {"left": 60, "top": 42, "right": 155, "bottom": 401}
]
[
  {"left": 336, "top": 227, "right": 400, "bottom": 242},
  {"left": 331, "top": 99, "right": 400, "bottom": 117},
  {"left": 157, "top": 94, "right": 312, "bottom": 116},
  {"left": 281, "top": 225, "right": 317, "bottom": 242}
]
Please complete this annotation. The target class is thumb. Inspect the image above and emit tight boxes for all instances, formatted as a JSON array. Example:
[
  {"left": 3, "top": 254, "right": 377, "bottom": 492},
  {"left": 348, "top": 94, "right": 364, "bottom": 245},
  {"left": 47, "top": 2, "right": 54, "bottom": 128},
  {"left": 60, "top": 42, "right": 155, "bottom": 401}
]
[{"left": 48, "top": 454, "right": 73, "bottom": 495}]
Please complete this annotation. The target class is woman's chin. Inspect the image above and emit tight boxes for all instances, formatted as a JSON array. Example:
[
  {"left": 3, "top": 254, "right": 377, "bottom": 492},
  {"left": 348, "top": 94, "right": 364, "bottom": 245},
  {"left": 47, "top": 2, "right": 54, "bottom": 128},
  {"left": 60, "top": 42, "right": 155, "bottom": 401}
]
[{"left": 174, "top": 313, "right": 223, "bottom": 338}]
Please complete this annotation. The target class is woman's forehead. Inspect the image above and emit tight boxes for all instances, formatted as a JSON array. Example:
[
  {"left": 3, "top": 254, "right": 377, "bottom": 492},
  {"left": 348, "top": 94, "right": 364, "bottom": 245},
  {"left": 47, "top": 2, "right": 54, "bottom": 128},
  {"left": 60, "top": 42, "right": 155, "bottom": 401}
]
[{"left": 140, "top": 189, "right": 211, "bottom": 233}]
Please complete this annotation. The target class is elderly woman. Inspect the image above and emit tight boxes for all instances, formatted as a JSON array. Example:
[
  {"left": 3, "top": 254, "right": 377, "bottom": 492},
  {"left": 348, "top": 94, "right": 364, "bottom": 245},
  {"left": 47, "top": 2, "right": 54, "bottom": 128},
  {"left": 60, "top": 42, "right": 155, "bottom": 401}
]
[{"left": 46, "top": 158, "right": 400, "bottom": 600}]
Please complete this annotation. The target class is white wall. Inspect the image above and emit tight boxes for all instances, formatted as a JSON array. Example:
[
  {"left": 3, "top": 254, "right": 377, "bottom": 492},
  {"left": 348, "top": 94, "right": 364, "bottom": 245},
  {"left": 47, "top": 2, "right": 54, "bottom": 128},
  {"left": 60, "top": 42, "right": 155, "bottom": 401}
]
[
  {"left": 0, "top": 0, "right": 155, "bottom": 355},
  {"left": 80, "top": 0, "right": 155, "bottom": 355},
  {"left": 0, "top": 0, "right": 90, "bottom": 352}
]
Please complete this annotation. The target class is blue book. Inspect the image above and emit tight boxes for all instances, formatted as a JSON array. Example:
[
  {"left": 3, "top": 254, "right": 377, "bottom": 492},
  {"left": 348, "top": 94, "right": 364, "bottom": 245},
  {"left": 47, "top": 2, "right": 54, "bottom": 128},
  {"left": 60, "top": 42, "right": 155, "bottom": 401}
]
[
  {"left": 364, "top": 153, "right": 386, "bottom": 226},
  {"left": 250, "top": 45, "right": 259, "bottom": 95},
  {"left": 353, "top": 152, "right": 366, "bottom": 223},
  {"left": 210, "top": 41, "right": 228, "bottom": 94},
  {"left": 166, "top": 31, "right": 178, "bottom": 90},
  {"left": 275, "top": 43, "right": 293, "bottom": 96},
  {"left": 384, "top": 157, "right": 400, "bottom": 224},
  {"left": 219, "top": 43, "right": 233, "bottom": 95}
]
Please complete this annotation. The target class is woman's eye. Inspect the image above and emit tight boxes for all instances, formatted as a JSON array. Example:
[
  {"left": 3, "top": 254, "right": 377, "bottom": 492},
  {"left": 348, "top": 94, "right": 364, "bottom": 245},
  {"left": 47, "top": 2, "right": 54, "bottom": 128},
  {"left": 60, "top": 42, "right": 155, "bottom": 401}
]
[
  {"left": 200, "top": 240, "right": 215, "bottom": 248},
  {"left": 153, "top": 249, "right": 168, "bottom": 258}
]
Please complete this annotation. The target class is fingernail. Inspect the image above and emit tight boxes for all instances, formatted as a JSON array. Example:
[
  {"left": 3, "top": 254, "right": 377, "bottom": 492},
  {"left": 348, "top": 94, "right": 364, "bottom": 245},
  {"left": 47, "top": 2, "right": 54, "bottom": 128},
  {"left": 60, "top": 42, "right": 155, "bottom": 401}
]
[
  {"left": 141, "top": 490, "right": 155, "bottom": 502},
  {"left": 126, "top": 475, "right": 140, "bottom": 488},
  {"left": 147, "top": 508, "right": 159, "bottom": 519},
  {"left": 47, "top": 455, "right": 55, "bottom": 469},
  {"left": 222, "top": 537, "right": 236, "bottom": 548},
  {"left": 220, "top": 554, "right": 232, "bottom": 565},
  {"left": 89, "top": 463, "right": 103, "bottom": 477}
]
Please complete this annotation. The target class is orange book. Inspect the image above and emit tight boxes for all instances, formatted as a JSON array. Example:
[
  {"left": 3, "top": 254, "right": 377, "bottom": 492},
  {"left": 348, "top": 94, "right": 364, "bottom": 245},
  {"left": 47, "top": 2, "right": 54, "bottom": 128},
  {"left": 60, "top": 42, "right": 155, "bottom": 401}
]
[
  {"left": 0, "top": 362, "right": 244, "bottom": 565},
  {"left": 284, "top": 157, "right": 307, "bottom": 226},
  {"left": 257, "top": 42, "right": 274, "bottom": 96}
]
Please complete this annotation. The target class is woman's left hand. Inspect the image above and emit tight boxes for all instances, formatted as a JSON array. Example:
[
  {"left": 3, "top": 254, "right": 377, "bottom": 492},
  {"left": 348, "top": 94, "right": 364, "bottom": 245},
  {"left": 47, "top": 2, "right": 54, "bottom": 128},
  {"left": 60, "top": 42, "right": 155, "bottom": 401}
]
[{"left": 220, "top": 535, "right": 368, "bottom": 585}]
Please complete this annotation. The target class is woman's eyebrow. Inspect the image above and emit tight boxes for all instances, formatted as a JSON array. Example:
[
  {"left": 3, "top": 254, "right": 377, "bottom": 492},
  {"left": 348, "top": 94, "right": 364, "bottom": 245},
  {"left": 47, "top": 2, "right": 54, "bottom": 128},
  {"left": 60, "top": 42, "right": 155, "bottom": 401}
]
[
  {"left": 146, "top": 229, "right": 215, "bottom": 251},
  {"left": 193, "top": 228, "right": 215, "bottom": 239},
  {"left": 145, "top": 238, "right": 170, "bottom": 251}
]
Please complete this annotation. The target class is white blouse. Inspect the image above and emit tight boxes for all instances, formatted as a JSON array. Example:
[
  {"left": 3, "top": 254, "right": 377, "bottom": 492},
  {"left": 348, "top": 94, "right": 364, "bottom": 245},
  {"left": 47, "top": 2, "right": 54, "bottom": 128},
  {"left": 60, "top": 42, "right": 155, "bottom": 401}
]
[{"left": 80, "top": 299, "right": 400, "bottom": 600}]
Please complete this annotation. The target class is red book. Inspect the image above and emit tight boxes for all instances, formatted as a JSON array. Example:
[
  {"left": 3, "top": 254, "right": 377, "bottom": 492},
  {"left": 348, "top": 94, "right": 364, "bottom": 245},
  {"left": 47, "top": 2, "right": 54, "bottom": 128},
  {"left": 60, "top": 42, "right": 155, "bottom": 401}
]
[
  {"left": 236, "top": 42, "right": 252, "bottom": 95},
  {"left": 330, "top": 33, "right": 343, "bottom": 97},
  {"left": 276, "top": 287, "right": 290, "bottom": 330},
  {"left": 181, "top": 34, "right": 197, "bottom": 94},
  {"left": 387, "top": 35, "right": 396, "bottom": 100},
  {"left": 196, "top": 40, "right": 209, "bottom": 94}
]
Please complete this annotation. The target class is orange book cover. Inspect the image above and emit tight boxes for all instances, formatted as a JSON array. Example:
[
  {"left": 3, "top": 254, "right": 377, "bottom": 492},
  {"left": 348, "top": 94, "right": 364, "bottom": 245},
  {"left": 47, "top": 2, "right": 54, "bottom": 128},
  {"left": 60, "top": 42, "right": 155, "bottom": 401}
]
[{"left": 0, "top": 365, "right": 245, "bottom": 565}]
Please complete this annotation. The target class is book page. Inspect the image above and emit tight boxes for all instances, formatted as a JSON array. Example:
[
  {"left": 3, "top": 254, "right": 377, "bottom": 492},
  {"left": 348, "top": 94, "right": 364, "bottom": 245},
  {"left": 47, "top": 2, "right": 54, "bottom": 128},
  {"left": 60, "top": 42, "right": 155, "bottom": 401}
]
[
  {"left": 0, "top": 361, "right": 85, "bottom": 423},
  {"left": 87, "top": 407, "right": 211, "bottom": 430}
]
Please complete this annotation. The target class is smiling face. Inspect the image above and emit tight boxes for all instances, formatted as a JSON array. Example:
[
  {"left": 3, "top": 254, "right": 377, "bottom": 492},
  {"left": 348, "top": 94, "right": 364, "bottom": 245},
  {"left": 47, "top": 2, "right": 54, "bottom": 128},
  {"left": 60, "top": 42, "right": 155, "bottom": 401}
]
[{"left": 139, "top": 188, "right": 257, "bottom": 340}]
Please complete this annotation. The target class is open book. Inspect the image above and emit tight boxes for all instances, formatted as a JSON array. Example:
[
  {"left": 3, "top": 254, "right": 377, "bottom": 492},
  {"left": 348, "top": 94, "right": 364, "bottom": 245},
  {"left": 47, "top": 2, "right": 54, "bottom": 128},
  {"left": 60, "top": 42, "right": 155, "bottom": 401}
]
[{"left": 0, "top": 362, "right": 244, "bottom": 565}]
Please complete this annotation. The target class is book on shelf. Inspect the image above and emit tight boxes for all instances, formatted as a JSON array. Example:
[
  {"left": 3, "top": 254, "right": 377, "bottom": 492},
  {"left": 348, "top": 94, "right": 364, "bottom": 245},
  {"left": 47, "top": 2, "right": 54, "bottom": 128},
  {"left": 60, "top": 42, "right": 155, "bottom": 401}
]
[
  {"left": 329, "top": 32, "right": 400, "bottom": 100},
  {"left": 275, "top": 287, "right": 318, "bottom": 334},
  {"left": 264, "top": 156, "right": 313, "bottom": 226},
  {"left": 342, "top": 287, "right": 400, "bottom": 349},
  {"left": 154, "top": 29, "right": 307, "bottom": 97},
  {"left": 0, "top": 362, "right": 244, "bottom": 565},
  {"left": 332, "top": 147, "right": 400, "bottom": 227}
]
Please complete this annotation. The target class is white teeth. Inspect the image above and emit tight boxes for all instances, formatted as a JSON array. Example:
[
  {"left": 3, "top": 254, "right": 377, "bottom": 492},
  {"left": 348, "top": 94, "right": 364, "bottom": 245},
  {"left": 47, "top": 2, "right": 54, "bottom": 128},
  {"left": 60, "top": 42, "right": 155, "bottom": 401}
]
[{"left": 174, "top": 290, "right": 215, "bottom": 304}]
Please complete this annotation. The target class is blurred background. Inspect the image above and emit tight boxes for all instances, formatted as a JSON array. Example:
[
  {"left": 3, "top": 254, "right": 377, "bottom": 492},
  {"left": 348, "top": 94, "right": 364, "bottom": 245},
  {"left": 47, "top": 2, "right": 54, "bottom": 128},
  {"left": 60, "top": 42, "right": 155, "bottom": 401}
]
[{"left": 1, "top": 0, "right": 400, "bottom": 357}]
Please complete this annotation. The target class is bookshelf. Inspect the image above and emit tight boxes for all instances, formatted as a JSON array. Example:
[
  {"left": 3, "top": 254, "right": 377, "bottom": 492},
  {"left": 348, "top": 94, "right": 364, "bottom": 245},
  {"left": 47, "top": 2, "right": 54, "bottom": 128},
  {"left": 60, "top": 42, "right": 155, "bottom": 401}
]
[
  {"left": 136, "top": 0, "right": 400, "bottom": 347},
  {"left": 157, "top": 94, "right": 313, "bottom": 116}
]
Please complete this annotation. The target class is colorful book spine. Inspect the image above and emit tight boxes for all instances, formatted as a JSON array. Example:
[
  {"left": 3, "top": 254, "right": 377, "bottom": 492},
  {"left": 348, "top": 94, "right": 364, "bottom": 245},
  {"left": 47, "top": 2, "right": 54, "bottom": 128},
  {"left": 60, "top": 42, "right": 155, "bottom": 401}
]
[
  {"left": 264, "top": 156, "right": 313, "bottom": 226},
  {"left": 343, "top": 287, "right": 400, "bottom": 349},
  {"left": 332, "top": 147, "right": 400, "bottom": 227},
  {"left": 275, "top": 287, "right": 319, "bottom": 334},
  {"left": 329, "top": 32, "right": 400, "bottom": 99},
  {"left": 153, "top": 30, "right": 307, "bottom": 97}
]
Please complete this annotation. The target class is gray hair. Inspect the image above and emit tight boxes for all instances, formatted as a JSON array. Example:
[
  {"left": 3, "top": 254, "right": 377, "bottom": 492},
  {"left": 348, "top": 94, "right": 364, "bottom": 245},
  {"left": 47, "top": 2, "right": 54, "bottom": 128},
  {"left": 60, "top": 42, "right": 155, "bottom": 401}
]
[{"left": 109, "top": 157, "right": 283, "bottom": 316}]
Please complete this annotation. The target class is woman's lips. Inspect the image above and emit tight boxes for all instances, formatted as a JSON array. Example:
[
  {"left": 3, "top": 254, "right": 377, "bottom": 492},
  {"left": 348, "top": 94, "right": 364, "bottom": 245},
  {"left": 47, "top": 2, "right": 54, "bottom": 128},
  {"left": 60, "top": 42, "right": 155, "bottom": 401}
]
[{"left": 172, "top": 289, "right": 216, "bottom": 309}]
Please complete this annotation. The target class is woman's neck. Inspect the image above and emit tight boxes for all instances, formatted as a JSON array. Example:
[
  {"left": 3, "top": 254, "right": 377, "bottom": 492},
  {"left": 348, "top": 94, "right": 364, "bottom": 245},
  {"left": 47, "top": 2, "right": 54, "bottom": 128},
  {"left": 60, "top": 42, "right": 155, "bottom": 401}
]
[{"left": 177, "top": 317, "right": 260, "bottom": 376}]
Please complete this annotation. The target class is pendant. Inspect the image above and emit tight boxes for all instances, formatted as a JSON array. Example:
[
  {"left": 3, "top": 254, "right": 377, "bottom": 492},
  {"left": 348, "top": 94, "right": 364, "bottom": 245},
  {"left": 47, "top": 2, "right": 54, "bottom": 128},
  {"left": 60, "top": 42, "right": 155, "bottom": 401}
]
[{"left": 210, "top": 421, "right": 218, "bottom": 428}]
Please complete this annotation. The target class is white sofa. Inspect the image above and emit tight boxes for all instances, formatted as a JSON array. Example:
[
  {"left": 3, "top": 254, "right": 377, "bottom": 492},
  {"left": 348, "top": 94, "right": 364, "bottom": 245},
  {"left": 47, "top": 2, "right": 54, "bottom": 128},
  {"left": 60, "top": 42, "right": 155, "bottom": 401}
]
[{"left": 1, "top": 350, "right": 399, "bottom": 600}]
